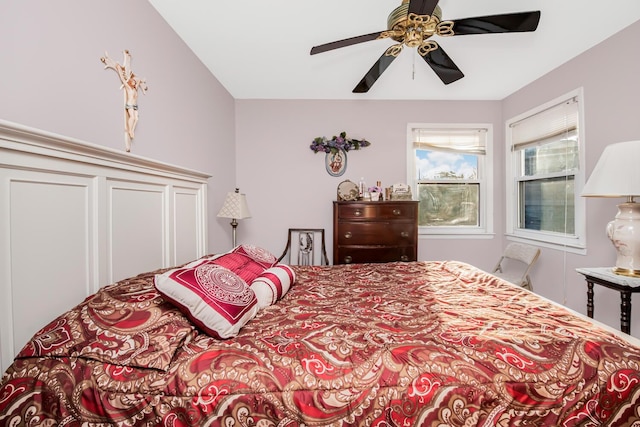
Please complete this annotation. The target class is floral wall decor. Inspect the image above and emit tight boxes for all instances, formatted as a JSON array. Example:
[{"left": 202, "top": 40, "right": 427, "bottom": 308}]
[{"left": 310, "top": 131, "right": 371, "bottom": 177}]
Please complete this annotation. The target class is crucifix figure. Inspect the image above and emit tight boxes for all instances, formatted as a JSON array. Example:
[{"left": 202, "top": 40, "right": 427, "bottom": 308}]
[{"left": 100, "top": 50, "right": 148, "bottom": 152}]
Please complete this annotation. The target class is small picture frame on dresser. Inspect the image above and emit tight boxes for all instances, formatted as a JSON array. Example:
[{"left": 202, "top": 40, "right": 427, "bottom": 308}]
[{"left": 390, "top": 183, "right": 412, "bottom": 200}]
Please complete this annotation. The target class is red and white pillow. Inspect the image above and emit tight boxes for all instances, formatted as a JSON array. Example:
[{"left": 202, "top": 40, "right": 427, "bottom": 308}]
[
  {"left": 154, "top": 259, "right": 258, "bottom": 339},
  {"left": 155, "top": 245, "right": 295, "bottom": 337},
  {"left": 250, "top": 264, "right": 295, "bottom": 309},
  {"left": 231, "top": 244, "right": 278, "bottom": 268},
  {"left": 206, "top": 244, "right": 278, "bottom": 284}
]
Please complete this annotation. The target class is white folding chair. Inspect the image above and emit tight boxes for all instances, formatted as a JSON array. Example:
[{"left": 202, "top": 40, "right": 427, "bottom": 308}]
[{"left": 492, "top": 243, "right": 541, "bottom": 291}]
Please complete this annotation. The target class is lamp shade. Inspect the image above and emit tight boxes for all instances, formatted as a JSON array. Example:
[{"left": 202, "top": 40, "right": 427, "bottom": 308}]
[
  {"left": 217, "top": 188, "right": 251, "bottom": 219},
  {"left": 582, "top": 140, "right": 640, "bottom": 198}
]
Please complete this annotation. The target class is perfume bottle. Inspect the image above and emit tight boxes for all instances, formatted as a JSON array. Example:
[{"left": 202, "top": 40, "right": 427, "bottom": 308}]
[{"left": 358, "top": 177, "right": 366, "bottom": 199}]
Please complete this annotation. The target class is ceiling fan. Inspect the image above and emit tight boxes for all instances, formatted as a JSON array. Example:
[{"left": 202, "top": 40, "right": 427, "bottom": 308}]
[{"left": 310, "top": 0, "right": 541, "bottom": 93}]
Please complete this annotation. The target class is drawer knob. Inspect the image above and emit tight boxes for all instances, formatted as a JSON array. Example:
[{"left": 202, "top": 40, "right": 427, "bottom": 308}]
[
  {"left": 344, "top": 256, "right": 353, "bottom": 264},
  {"left": 400, "top": 255, "right": 409, "bottom": 261},
  {"left": 354, "top": 210, "right": 362, "bottom": 217},
  {"left": 344, "top": 231, "right": 352, "bottom": 239},
  {"left": 393, "top": 209, "right": 401, "bottom": 216},
  {"left": 400, "top": 231, "right": 409, "bottom": 238}
]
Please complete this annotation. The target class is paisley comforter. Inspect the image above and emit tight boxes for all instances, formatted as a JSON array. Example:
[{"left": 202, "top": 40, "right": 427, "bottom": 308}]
[{"left": 1, "top": 260, "right": 639, "bottom": 426}]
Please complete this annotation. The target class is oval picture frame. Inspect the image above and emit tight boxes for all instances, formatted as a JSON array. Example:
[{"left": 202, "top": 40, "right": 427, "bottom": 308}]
[{"left": 325, "top": 148, "right": 347, "bottom": 177}]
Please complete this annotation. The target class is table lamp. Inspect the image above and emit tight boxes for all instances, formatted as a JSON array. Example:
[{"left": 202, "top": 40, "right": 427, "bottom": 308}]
[
  {"left": 582, "top": 140, "right": 640, "bottom": 277},
  {"left": 217, "top": 188, "right": 251, "bottom": 248}
]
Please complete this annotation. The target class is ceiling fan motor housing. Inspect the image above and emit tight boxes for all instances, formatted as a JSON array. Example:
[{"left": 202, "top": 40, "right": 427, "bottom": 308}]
[{"left": 387, "top": 2, "right": 443, "bottom": 46}]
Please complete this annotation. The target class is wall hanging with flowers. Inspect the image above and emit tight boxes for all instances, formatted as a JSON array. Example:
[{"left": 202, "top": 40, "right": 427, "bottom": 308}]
[{"left": 309, "top": 131, "right": 371, "bottom": 177}]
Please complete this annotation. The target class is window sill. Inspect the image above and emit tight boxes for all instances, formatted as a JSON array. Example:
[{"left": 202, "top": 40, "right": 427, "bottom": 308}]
[
  {"left": 419, "top": 232, "right": 495, "bottom": 240},
  {"left": 505, "top": 234, "right": 587, "bottom": 255}
]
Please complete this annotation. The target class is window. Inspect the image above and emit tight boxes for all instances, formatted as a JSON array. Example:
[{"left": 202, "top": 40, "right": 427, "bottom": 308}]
[
  {"left": 505, "top": 89, "right": 586, "bottom": 250},
  {"left": 407, "top": 124, "right": 493, "bottom": 236}
]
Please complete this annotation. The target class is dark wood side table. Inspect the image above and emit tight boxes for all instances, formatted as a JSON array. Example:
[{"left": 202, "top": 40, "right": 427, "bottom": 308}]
[{"left": 576, "top": 267, "right": 640, "bottom": 334}]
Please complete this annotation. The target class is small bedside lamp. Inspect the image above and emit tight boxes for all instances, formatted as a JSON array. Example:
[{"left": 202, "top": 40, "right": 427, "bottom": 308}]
[
  {"left": 217, "top": 188, "right": 251, "bottom": 248},
  {"left": 582, "top": 140, "right": 640, "bottom": 277}
]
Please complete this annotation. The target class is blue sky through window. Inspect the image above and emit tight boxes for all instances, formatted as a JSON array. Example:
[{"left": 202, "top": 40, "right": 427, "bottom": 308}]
[{"left": 416, "top": 149, "right": 478, "bottom": 180}]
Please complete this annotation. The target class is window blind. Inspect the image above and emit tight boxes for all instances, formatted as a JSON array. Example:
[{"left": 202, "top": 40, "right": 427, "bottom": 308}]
[
  {"left": 413, "top": 128, "right": 487, "bottom": 155},
  {"left": 510, "top": 97, "right": 578, "bottom": 150}
]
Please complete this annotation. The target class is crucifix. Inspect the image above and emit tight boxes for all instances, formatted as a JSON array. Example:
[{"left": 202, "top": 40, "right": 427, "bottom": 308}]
[{"left": 100, "top": 50, "right": 148, "bottom": 152}]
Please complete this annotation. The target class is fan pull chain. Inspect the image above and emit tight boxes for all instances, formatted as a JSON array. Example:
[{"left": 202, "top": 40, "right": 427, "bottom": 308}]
[{"left": 412, "top": 51, "right": 416, "bottom": 80}]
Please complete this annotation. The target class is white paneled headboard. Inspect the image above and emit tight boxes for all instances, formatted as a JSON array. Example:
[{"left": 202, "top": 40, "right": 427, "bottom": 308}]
[{"left": 0, "top": 120, "right": 210, "bottom": 373}]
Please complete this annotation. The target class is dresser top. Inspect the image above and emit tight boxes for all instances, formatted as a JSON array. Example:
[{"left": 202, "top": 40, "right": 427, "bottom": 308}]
[{"left": 334, "top": 200, "right": 418, "bottom": 205}]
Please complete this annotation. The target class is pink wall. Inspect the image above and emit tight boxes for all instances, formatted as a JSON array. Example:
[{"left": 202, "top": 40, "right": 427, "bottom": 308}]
[
  {"left": 502, "top": 21, "right": 640, "bottom": 335},
  {"left": 235, "top": 99, "right": 504, "bottom": 271},
  {"left": 0, "top": 0, "right": 237, "bottom": 254}
]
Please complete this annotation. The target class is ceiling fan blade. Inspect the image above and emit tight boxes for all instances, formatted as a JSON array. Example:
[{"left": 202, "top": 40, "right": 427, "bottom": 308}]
[
  {"left": 408, "top": 0, "right": 440, "bottom": 16},
  {"left": 310, "top": 31, "right": 386, "bottom": 55},
  {"left": 450, "top": 11, "right": 541, "bottom": 35},
  {"left": 421, "top": 45, "right": 464, "bottom": 85},
  {"left": 353, "top": 50, "right": 400, "bottom": 93}
]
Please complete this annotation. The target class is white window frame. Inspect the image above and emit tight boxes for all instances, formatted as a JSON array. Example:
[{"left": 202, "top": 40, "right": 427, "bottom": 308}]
[
  {"left": 407, "top": 123, "right": 494, "bottom": 238},
  {"left": 505, "top": 88, "right": 586, "bottom": 252}
]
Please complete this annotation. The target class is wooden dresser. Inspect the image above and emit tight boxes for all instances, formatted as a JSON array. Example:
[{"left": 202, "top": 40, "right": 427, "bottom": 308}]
[{"left": 333, "top": 200, "right": 419, "bottom": 264}]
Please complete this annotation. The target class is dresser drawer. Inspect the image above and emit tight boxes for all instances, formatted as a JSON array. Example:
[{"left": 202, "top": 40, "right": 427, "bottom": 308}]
[
  {"left": 337, "top": 202, "right": 417, "bottom": 221},
  {"left": 336, "top": 221, "right": 415, "bottom": 245},
  {"left": 335, "top": 246, "right": 416, "bottom": 264}
]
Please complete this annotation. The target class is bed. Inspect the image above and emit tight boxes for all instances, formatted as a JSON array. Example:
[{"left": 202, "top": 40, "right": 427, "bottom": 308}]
[{"left": 2, "top": 253, "right": 640, "bottom": 426}]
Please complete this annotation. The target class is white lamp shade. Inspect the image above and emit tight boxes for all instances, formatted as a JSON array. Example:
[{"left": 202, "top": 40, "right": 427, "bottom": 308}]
[
  {"left": 217, "top": 189, "right": 251, "bottom": 220},
  {"left": 582, "top": 140, "right": 640, "bottom": 197}
]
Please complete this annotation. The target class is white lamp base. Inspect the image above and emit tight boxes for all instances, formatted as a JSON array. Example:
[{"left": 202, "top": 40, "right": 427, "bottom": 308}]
[{"left": 607, "top": 202, "right": 640, "bottom": 277}]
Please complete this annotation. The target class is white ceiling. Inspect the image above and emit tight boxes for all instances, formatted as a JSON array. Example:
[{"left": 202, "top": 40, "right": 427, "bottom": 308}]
[{"left": 148, "top": 0, "right": 640, "bottom": 101}]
